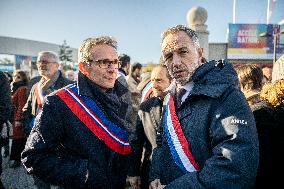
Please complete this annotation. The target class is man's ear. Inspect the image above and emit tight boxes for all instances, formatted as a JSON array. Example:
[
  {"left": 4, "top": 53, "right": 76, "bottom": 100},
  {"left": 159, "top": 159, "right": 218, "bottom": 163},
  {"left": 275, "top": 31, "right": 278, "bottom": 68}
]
[
  {"left": 197, "top": 48, "right": 204, "bottom": 59},
  {"left": 78, "top": 62, "right": 89, "bottom": 76}
]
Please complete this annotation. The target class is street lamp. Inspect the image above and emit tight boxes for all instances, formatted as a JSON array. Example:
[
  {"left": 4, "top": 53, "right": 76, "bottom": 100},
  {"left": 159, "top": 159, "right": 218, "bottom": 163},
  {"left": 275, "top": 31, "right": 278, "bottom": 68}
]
[{"left": 259, "top": 27, "right": 284, "bottom": 64}]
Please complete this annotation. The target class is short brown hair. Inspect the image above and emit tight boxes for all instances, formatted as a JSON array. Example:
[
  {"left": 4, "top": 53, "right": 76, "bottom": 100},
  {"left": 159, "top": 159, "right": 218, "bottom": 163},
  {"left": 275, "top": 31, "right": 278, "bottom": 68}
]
[
  {"left": 78, "top": 36, "right": 117, "bottom": 63},
  {"left": 236, "top": 65, "right": 263, "bottom": 91}
]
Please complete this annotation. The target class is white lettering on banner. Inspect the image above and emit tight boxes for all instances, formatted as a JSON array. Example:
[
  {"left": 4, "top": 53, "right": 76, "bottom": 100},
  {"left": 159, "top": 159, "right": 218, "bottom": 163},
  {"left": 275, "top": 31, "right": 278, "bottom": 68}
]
[
  {"left": 237, "top": 36, "right": 258, "bottom": 43},
  {"left": 237, "top": 29, "right": 258, "bottom": 44},
  {"left": 231, "top": 119, "right": 248, "bottom": 125},
  {"left": 238, "top": 30, "right": 257, "bottom": 36}
]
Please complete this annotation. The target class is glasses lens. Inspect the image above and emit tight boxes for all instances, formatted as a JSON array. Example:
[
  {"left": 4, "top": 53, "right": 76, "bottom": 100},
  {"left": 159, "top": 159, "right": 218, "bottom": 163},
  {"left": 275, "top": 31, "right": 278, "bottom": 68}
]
[
  {"left": 94, "top": 59, "right": 119, "bottom": 69},
  {"left": 37, "top": 60, "right": 54, "bottom": 65}
]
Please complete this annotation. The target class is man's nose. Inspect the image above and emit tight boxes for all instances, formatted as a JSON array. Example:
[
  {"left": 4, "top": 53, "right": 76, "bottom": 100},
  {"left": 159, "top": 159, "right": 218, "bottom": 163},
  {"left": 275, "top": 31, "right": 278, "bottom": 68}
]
[
  {"left": 107, "top": 67, "right": 118, "bottom": 74},
  {"left": 152, "top": 81, "right": 159, "bottom": 88},
  {"left": 172, "top": 53, "right": 182, "bottom": 66}
]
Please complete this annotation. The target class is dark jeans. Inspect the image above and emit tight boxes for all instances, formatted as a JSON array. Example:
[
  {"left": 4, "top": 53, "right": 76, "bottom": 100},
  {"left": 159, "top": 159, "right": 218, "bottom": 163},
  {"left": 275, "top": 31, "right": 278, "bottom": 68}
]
[{"left": 10, "top": 138, "right": 26, "bottom": 161}]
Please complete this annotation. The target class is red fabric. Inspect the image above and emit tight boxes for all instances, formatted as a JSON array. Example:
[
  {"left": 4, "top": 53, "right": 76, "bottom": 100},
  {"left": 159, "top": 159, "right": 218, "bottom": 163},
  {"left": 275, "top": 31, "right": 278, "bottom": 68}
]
[
  {"left": 34, "top": 83, "right": 43, "bottom": 108},
  {"left": 143, "top": 88, "right": 153, "bottom": 101},
  {"left": 12, "top": 86, "right": 28, "bottom": 139},
  {"left": 169, "top": 96, "right": 200, "bottom": 170}
]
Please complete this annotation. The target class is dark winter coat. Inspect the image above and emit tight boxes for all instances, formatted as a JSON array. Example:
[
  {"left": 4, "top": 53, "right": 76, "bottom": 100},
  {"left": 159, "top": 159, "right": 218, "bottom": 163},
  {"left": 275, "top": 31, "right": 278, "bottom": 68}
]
[
  {"left": 0, "top": 71, "right": 12, "bottom": 174},
  {"left": 0, "top": 71, "right": 12, "bottom": 127},
  {"left": 150, "top": 60, "right": 259, "bottom": 189},
  {"left": 251, "top": 103, "right": 284, "bottom": 188},
  {"left": 21, "top": 73, "right": 134, "bottom": 189}
]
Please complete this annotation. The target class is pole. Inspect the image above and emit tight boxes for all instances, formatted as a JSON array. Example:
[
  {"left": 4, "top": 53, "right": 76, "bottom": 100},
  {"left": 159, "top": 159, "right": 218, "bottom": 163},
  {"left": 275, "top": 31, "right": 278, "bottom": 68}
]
[
  {"left": 273, "top": 33, "right": 277, "bottom": 64},
  {"left": 233, "top": 0, "right": 236, "bottom": 24},
  {"left": 267, "top": 0, "right": 270, "bottom": 24}
]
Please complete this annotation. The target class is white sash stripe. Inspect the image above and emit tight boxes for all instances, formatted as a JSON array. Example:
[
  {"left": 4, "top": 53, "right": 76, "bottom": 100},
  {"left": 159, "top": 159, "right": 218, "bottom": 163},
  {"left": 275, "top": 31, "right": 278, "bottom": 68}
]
[
  {"left": 65, "top": 88, "right": 129, "bottom": 146},
  {"left": 164, "top": 95, "right": 197, "bottom": 172},
  {"left": 166, "top": 107, "right": 197, "bottom": 172}
]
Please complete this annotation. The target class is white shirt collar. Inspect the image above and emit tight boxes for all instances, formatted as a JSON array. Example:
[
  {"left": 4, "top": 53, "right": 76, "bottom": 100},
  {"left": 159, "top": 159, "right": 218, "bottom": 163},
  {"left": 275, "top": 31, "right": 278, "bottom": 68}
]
[{"left": 177, "top": 81, "right": 194, "bottom": 103}]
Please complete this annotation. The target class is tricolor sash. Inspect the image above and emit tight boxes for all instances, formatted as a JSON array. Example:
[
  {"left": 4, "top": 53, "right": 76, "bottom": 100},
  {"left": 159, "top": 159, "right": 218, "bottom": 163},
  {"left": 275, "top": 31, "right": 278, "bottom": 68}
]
[
  {"left": 141, "top": 81, "right": 153, "bottom": 103},
  {"left": 163, "top": 94, "right": 200, "bottom": 173},
  {"left": 56, "top": 84, "right": 131, "bottom": 155}
]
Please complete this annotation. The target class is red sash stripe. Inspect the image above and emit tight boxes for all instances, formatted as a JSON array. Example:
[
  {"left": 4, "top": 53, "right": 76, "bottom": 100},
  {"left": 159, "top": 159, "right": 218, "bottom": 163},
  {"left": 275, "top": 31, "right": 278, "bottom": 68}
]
[
  {"left": 56, "top": 88, "right": 131, "bottom": 155},
  {"left": 168, "top": 97, "right": 200, "bottom": 170}
]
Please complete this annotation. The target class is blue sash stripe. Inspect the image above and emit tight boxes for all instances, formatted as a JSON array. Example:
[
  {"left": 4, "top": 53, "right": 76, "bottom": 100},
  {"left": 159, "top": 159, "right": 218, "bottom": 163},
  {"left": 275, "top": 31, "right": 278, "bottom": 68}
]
[
  {"left": 65, "top": 84, "right": 129, "bottom": 144},
  {"left": 163, "top": 105, "right": 187, "bottom": 173}
]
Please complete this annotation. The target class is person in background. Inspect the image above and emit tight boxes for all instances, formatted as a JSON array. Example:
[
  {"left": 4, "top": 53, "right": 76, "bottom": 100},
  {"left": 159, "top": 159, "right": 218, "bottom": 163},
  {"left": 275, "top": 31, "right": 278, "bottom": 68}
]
[
  {"left": 235, "top": 64, "right": 276, "bottom": 188},
  {"left": 117, "top": 53, "right": 131, "bottom": 87},
  {"left": 150, "top": 25, "right": 259, "bottom": 189},
  {"left": 23, "top": 51, "right": 72, "bottom": 135},
  {"left": 1, "top": 72, "right": 13, "bottom": 159},
  {"left": 0, "top": 71, "right": 12, "bottom": 188},
  {"left": 235, "top": 65, "right": 263, "bottom": 106},
  {"left": 127, "top": 62, "right": 143, "bottom": 86},
  {"left": 126, "top": 62, "right": 143, "bottom": 111},
  {"left": 261, "top": 66, "right": 272, "bottom": 84},
  {"left": 131, "top": 65, "right": 172, "bottom": 189},
  {"left": 65, "top": 69, "right": 77, "bottom": 81},
  {"left": 22, "top": 51, "right": 72, "bottom": 189},
  {"left": 22, "top": 36, "right": 134, "bottom": 188},
  {"left": 9, "top": 70, "right": 29, "bottom": 168},
  {"left": 256, "top": 73, "right": 284, "bottom": 188}
]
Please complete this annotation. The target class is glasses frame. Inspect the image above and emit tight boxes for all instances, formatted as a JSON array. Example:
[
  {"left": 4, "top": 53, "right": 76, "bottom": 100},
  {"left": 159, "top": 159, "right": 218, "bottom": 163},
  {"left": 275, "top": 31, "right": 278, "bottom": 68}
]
[
  {"left": 36, "top": 60, "right": 57, "bottom": 65},
  {"left": 87, "top": 59, "right": 119, "bottom": 69}
]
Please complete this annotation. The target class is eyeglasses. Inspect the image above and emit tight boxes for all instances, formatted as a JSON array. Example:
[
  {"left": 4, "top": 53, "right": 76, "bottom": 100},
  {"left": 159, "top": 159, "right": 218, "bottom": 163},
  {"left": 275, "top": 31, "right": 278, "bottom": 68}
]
[
  {"left": 88, "top": 59, "right": 119, "bottom": 69},
  {"left": 36, "top": 60, "right": 57, "bottom": 65}
]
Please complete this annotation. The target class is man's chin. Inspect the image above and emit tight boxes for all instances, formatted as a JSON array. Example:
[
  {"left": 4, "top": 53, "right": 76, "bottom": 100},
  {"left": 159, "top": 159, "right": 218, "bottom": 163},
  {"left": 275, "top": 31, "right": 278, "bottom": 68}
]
[{"left": 176, "top": 77, "right": 190, "bottom": 86}]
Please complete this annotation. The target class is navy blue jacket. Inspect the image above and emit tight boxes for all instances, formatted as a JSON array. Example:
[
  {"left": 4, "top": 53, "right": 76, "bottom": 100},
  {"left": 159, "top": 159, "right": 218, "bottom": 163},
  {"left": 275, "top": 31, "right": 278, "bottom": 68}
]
[
  {"left": 150, "top": 60, "right": 259, "bottom": 189},
  {"left": 21, "top": 73, "right": 134, "bottom": 189}
]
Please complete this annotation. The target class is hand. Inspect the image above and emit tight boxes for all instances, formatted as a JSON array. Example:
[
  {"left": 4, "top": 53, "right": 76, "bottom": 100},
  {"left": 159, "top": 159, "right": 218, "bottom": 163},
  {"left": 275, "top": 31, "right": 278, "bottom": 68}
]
[
  {"left": 15, "top": 121, "right": 22, "bottom": 127},
  {"left": 149, "top": 179, "right": 161, "bottom": 189},
  {"left": 157, "top": 185, "right": 166, "bottom": 189},
  {"left": 127, "top": 176, "right": 141, "bottom": 189}
]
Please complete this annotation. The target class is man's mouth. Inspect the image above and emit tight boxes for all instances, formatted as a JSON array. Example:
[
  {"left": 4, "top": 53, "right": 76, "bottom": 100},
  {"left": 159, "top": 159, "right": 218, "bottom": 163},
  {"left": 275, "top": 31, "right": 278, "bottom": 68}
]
[
  {"left": 173, "top": 70, "right": 185, "bottom": 77},
  {"left": 105, "top": 77, "right": 116, "bottom": 80}
]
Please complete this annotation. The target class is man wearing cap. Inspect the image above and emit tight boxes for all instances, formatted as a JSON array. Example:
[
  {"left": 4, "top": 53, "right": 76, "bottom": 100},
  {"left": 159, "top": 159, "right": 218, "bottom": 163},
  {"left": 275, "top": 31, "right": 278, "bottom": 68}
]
[
  {"left": 149, "top": 25, "right": 259, "bottom": 189},
  {"left": 22, "top": 36, "right": 134, "bottom": 188}
]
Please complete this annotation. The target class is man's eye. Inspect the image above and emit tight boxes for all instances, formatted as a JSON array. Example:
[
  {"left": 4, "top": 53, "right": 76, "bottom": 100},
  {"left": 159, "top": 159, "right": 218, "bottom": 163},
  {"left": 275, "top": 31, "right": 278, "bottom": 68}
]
[
  {"left": 164, "top": 54, "right": 173, "bottom": 61},
  {"left": 180, "top": 50, "right": 188, "bottom": 55}
]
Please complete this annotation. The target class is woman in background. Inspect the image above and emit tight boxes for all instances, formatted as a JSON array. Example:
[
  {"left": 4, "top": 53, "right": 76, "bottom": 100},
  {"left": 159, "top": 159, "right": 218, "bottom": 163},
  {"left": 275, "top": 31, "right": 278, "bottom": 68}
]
[{"left": 9, "top": 70, "right": 29, "bottom": 168}]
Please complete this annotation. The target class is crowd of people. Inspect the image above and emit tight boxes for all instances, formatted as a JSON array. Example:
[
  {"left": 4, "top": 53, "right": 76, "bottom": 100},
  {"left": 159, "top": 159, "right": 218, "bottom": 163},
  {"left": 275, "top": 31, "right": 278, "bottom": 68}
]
[{"left": 0, "top": 24, "right": 283, "bottom": 189}]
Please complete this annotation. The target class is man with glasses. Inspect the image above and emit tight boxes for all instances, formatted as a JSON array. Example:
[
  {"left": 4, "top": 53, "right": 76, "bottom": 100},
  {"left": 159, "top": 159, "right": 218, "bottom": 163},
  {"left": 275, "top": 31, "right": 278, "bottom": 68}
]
[
  {"left": 22, "top": 36, "right": 134, "bottom": 188},
  {"left": 23, "top": 51, "right": 72, "bottom": 135},
  {"left": 22, "top": 51, "right": 72, "bottom": 188},
  {"left": 149, "top": 25, "right": 259, "bottom": 189}
]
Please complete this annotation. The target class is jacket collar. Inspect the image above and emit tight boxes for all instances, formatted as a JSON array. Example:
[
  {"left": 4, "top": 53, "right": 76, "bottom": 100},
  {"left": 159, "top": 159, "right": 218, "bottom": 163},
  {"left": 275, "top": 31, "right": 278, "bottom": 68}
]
[
  {"left": 188, "top": 60, "right": 239, "bottom": 99},
  {"left": 77, "top": 72, "right": 128, "bottom": 99}
]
